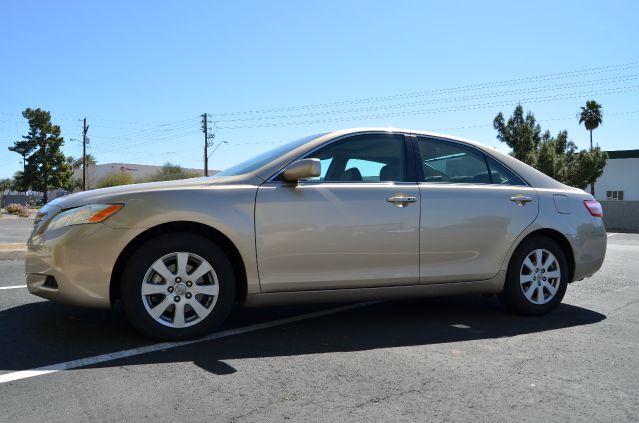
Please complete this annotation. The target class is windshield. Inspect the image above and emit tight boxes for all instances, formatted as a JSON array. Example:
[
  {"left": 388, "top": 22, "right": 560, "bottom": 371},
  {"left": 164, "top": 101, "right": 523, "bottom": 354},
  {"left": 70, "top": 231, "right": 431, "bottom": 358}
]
[{"left": 213, "top": 134, "right": 325, "bottom": 177}]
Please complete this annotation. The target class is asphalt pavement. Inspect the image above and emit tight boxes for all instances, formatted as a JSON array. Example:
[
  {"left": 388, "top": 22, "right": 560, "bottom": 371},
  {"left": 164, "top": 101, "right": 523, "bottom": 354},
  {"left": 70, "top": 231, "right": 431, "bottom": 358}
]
[
  {"left": 0, "top": 214, "right": 33, "bottom": 243},
  {"left": 0, "top": 232, "right": 637, "bottom": 422}
]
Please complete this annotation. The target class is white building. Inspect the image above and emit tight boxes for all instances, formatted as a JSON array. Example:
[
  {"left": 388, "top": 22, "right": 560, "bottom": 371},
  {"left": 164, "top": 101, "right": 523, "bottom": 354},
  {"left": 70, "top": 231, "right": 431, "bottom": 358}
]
[
  {"left": 594, "top": 150, "right": 639, "bottom": 201},
  {"left": 75, "top": 162, "right": 210, "bottom": 189}
]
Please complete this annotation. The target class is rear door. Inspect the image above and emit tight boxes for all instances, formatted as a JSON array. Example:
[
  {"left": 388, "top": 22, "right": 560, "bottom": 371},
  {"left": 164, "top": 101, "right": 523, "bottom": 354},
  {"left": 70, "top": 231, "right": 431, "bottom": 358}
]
[{"left": 413, "top": 135, "right": 538, "bottom": 283}]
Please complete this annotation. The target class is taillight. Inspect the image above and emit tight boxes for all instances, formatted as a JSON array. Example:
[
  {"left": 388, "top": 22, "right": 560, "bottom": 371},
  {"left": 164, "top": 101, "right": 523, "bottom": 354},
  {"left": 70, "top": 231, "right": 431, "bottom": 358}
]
[{"left": 584, "top": 200, "right": 603, "bottom": 217}]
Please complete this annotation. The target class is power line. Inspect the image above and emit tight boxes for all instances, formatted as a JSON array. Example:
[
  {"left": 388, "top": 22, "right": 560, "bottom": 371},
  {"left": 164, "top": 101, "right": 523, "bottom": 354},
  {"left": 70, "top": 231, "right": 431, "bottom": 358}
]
[
  {"left": 210, "top": 61, "right": 638, "bottom": 117},
  {"left": 216, "top": 85, "right": 639, "bottom": 130},
  {"left": 89, "top": 117, "right": 200, "bottom": 143},
  {"left": 108, "top": 109, "right": 639, "bottom": 160},
  {"left": 90, "top": 131, "right": 200, "bottom": 154},
  {"left": 213, "top": 74, "right": 639, "bottom": 124}
]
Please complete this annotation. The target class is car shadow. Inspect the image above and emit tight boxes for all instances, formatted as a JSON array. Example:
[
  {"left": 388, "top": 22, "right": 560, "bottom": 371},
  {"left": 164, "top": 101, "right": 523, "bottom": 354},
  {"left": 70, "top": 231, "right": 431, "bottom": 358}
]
[{"left": 0, "top": 296, "right": 606, "bottom": 374}]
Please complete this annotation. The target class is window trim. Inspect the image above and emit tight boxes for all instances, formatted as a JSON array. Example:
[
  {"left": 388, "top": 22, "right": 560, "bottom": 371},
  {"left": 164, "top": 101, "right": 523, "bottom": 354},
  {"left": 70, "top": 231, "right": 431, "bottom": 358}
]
[
  {"left": 267, "top": 131, "right": 415, "bottom": 184},
  {"left": 411, "top": 135, "right": 530, "bottom": 187}
]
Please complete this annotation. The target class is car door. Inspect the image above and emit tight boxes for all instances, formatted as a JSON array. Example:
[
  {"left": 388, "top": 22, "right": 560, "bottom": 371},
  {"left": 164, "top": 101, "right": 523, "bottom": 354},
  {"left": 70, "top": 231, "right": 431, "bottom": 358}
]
[
  {"left": 412, "top": 135, "right": 539, "bottom": 284},
  {"left": 255, "top": 133, "right": 420, "bottom": 292}
]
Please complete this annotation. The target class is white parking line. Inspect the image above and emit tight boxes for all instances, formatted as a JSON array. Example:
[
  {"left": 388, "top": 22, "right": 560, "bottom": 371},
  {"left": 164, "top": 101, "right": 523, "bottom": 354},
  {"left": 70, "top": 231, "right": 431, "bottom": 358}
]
[
  {"left": 0, "top": 285, "right": 26, "bottom": 290},
  {"left": 607, "top": 233, "right": 618, "bottom": 237},
  {"left": 0, "top": 301, "right": 377, "bottom": 385}
]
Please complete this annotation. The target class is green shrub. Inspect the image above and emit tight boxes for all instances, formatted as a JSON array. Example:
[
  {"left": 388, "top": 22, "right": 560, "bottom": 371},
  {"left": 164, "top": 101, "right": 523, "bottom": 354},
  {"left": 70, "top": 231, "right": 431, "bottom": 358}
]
[
  {"left": 6, "top": 203, "right": 30, "bottom": 217},
  {"left": 142, "top": 163, "right": 201, "bottom": 182},
  {"left": 96, "top": 172, "right": 135, "bottom": 188}
]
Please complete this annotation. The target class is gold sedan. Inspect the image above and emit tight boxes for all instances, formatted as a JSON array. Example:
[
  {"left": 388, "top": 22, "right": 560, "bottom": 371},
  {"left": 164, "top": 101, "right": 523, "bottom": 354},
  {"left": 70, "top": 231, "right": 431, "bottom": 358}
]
[{"left": 26, "top": 128, "right": 607, "bottom": 339}]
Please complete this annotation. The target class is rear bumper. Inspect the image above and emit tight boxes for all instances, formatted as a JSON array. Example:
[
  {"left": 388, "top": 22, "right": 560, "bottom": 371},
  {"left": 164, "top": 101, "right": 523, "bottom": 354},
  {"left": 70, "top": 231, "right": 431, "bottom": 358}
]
[
  {"left": 567, "top": 228, "right": 607, "bottom": 282},
  {"left": 26, "top": 223, "right": 139, "bottom": 308}
]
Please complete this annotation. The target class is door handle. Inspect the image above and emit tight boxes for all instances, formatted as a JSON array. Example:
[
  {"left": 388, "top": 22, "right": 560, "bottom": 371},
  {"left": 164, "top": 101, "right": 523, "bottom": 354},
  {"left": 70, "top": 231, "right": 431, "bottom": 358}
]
[
  {"left": 510, "top": 195, "right": 533, "bottom": 206},
  {"left": 386, "top": 194, "right": 417, "bottom": 208}
]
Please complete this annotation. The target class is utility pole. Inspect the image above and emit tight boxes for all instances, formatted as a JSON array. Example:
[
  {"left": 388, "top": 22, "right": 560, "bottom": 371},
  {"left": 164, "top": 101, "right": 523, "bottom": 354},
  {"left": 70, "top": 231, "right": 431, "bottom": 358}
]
[
  {"left": 202, "top": 113, "right": 208, "bottom": 176},
  {"left": 201, "top": 113, "right": 216, "bottom": 176},
  {"left": 82, "top": 118, "right": 89, "bottom": 191}
]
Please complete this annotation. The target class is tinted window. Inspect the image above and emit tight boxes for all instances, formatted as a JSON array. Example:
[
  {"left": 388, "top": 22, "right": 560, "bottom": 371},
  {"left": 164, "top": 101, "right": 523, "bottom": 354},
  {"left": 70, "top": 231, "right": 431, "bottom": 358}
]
[
  {"left": 304, "top": 134, "right": 406, "bottom": 182},
  {"left": 486, "top": 156, "right": 526, "bottom": 186},
  {"left": 417, "top": 138, "right": 490, "bottom": 184}
]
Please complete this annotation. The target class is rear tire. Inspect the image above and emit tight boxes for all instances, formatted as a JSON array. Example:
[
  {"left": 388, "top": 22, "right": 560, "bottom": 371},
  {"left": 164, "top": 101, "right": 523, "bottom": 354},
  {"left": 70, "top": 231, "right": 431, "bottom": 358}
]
[
  {"left": 120, "top": 232, "right": 236, "bottom": 340},
  {"left": 499, "top": 236, "right": 568, "bottom": 316}
]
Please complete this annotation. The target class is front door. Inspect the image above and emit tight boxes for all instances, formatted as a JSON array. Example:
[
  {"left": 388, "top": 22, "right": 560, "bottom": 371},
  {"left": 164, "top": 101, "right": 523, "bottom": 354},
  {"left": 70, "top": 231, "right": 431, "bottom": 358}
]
[
  {"left": 413, "top": 136, "right": 539, "bottom": 283},
  {"left": 255, "top": 133, "right": 420, "bottom": 292}
]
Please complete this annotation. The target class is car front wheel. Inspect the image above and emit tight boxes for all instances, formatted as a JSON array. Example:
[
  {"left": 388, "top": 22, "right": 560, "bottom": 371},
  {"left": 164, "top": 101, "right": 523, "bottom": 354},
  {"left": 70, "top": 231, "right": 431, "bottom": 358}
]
[
  {"left": 499, "top": 236, "right": 568, "bottom": 316},
  {"left": 120, "top": 232, "right": 236, "bottom": 340}
]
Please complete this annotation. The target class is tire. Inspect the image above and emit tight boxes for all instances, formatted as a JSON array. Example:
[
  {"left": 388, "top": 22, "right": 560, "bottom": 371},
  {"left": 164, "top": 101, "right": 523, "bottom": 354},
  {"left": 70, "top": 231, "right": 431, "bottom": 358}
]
[
  {"left": 498, "top": 236, "right": 569, "bottom": 316},
  {"left": 120, "top": 232, "right": 236, "bottom": 340}
]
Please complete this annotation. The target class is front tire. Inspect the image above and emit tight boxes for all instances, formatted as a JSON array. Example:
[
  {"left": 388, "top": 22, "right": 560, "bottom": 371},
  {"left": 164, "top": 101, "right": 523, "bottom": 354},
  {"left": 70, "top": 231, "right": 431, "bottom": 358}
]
[
  {"left": 120, "top": 232, "right": 236, "bottom": 340},
  {"left": 499, "top": 236, "right": 568, "bottom": 316}
]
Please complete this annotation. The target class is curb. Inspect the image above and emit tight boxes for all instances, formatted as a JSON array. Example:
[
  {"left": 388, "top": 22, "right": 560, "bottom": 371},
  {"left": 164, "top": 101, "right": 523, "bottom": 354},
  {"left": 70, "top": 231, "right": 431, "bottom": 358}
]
[{"left": 0, "top": 243, "right": 26, "bottom": 260}]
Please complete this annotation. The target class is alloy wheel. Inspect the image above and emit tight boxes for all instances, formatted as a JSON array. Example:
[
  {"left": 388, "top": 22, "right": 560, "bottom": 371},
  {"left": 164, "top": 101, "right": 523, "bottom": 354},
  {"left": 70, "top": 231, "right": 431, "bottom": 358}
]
[
  {"left": 519, "top": 248, "right": 561, "bottom": 305},
  {"left": 141, "top": 251, "right": 219, "bottom": 328}
]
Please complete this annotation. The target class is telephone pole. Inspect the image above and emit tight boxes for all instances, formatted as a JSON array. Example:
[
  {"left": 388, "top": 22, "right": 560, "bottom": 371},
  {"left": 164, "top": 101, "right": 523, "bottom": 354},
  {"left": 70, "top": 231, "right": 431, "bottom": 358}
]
[
  {"left": 202, "top": 113, "right": 208, "bottom": 176},
  {"left": 201, "top": 113, "right": 215, "bottom": 176},
  {"left": 82, "top": 118, "right": 89, "bottom": 191}
]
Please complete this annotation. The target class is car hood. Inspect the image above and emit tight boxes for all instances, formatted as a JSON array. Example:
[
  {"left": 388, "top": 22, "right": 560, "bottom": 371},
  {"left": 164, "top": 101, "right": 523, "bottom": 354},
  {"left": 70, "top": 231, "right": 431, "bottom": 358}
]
[{"left": 47, "top": 174, "right": 260, "bottom": 210}]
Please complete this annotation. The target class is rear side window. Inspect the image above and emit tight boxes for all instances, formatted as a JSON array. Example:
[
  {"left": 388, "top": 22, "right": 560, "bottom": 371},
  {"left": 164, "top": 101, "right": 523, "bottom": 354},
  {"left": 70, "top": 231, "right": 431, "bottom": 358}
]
[
  {"left": 486, "top": 156, "right": 526, "bottom": 186},
  {"left": 416, "top": 138, "right": 490, "bottom": 184}
]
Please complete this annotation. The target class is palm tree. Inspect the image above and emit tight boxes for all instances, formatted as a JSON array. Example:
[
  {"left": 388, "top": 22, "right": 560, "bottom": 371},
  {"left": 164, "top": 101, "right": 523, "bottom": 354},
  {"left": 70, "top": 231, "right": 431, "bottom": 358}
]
[
  {"left": 66, "top": 154, "right": 97, "bottom": 169},
  {"left": 578, "top": 100, "right": 603, "bottom": 195}
]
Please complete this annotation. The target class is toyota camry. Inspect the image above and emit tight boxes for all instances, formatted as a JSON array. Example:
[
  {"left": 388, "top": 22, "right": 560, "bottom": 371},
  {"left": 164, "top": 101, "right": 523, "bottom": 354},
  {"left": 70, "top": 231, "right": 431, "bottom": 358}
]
[{"left": 26, "top": 128, "right": 607, "bottom": 339}]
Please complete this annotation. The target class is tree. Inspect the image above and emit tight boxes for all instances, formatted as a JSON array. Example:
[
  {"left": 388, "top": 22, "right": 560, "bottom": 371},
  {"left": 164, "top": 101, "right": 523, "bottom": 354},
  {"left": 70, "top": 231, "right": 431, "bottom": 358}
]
[
  {"left": 8, "top": 108, "right": 73, "bottom": 203},
  {"left": 96, "top": 172, "right": 134, "bottom": 188},
  {"left": 493, "top": 104, "right": 607, "bottom": 191},
  {"left": 66, "top": 154, "right": 97, "bottom": 170},
  {"left": 0, "top": 178, "right": 13, "bottom": 208},
  {"left": 493, "top": 104, "right": 542, "bottom": 167},
  {"left": 578, "top": 100, "right": 603, "bottom": 195},
  {"left": 67, "top": 154, "right": 98, "bottom": 190},
  {"left": 564, "top": 147, "right": 608, "bottom": 190},
  {"left": 10, "top": 171, "right": 29, "bottom": 193},
  {"left": 144, "top": 163, "right": 200, "bottom": 182},
  {"left": 536, "top": 130, "right": 576, "bottom": 182}
]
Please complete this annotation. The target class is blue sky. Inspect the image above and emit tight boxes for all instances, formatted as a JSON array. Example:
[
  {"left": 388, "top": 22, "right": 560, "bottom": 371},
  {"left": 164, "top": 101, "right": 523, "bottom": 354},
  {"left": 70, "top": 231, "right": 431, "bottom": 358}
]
[{"left": 1, "top": 0, "right": 638, "bottom": 178}]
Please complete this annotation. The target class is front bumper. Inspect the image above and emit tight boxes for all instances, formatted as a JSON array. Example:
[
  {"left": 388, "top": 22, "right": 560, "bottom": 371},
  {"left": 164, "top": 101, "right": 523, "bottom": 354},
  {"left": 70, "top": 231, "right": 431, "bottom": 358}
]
[
  {"left": 567, "top": 228, "right": 607, "bottom": 282},
  {"left": 26, "top": 222, "right": 141, "bottom": 308}
]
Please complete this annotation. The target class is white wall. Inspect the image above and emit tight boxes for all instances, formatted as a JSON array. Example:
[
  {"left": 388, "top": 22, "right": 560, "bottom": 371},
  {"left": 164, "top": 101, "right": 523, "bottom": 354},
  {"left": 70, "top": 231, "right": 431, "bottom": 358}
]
[
  {"left": 73, "top": 163, "right": 211, "bottom": 189},
  {"left": 594, "top": 158, "right": 639, "bottom": 201}
]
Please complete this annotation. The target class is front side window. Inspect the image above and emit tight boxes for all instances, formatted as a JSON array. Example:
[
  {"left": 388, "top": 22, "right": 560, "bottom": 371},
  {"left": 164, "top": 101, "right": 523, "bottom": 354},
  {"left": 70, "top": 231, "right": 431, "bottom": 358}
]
[
  {"left": 215, "top": 133, "right": 325, "bottom": 177},
  {"left": 417, "top": 138, "right": 490, "bottom": 184},
  {"left": 303, "top": 134, "right": 407, "bottom": 182}
]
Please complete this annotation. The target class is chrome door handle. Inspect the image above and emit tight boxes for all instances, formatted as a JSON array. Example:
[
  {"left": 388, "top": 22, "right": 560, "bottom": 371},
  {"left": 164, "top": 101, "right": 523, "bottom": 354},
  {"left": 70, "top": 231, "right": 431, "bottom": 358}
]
[
  {"left": 510, "top": 195, "right": 533, "bottom": 206},
  {"left": 386, "top": 194, "right": 417, "bottom": 208}
]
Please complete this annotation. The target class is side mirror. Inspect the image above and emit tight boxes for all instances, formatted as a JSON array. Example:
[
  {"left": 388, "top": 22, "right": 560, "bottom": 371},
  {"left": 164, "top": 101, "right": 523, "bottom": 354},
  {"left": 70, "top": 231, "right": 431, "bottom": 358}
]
[{"left": 281, "top": 158, "right": 321, "bottom": 181}]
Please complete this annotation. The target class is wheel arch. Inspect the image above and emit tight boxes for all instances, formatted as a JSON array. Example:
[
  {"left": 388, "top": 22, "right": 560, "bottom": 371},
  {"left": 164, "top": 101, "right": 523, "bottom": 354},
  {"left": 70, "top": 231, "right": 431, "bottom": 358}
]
[
  {"left": 109, "top": 221, "right": 248, "bottom": 307},
  {"left": 508, "top": 228, "right": 575, "bottom": 283}
]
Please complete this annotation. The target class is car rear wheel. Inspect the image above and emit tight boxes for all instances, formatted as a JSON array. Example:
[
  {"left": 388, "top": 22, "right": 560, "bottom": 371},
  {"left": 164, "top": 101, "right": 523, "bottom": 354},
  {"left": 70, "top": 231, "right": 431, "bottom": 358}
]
[
  {"left": 120, "top": 232, "right": 235, "bottom": 340},
  {"left": 499, "top": 236, "right": 568, "bottom": 315}
]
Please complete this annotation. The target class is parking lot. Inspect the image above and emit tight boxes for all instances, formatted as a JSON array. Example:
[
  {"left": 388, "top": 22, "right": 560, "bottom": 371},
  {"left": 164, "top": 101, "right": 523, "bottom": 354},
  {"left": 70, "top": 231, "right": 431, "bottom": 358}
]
[{"left": 0, "top": 222, "right": 637, "bottom": 422}]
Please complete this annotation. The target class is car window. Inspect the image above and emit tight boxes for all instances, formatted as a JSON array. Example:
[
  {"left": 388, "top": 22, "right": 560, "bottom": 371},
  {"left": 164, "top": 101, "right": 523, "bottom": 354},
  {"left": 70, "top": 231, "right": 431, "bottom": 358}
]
[
  {"left": 485, "top": 156, "right": 526, "bottom": 186},
  {"left": 417, "top": 138, "right": 490, "bottom": 184},
  {"left": 215, "top": 133, "right": 325, "bottom": 177},
  {"left": 304, "top": 134, "right": 406, "bottom": 182}
]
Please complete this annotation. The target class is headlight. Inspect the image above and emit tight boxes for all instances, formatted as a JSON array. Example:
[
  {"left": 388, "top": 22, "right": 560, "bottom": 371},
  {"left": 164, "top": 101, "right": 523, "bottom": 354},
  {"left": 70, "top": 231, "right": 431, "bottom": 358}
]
[{"left": 47, "top": 204, "right": 124, "bottom": 231}]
